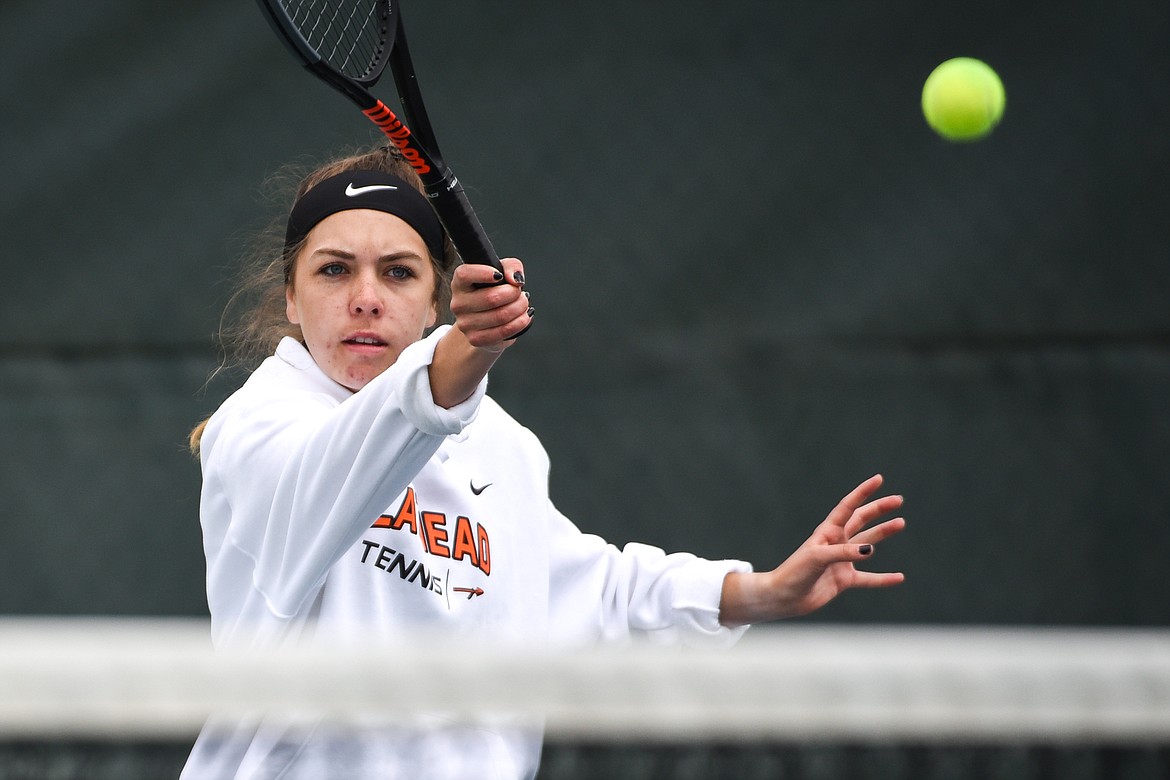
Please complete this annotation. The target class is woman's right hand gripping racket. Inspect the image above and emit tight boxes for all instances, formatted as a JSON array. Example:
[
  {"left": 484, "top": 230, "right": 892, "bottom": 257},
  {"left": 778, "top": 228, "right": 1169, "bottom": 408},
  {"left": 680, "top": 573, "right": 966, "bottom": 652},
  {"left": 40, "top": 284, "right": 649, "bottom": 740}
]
[{"left": 255, "top": 0, "right": 503, "bottom": 274}]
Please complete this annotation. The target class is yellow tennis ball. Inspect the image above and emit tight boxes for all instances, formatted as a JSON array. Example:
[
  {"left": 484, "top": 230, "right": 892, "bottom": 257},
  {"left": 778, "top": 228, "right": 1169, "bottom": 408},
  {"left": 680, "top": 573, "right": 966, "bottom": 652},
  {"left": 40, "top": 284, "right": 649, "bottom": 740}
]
[{"left": 921, "top": 57, "right": 1005, "bottom": 141}]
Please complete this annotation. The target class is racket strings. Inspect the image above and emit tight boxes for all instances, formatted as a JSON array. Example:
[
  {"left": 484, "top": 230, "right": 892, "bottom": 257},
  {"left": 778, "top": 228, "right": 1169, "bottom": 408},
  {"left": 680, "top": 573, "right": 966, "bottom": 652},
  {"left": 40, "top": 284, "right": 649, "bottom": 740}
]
[{"left": 280, "top": 0, "right": 387, "bottom": 80}]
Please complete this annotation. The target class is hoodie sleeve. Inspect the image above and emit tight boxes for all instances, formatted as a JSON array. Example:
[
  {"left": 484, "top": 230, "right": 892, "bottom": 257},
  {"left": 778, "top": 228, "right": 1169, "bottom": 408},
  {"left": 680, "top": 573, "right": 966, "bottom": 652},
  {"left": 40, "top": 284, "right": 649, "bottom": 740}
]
[
  {"left": 201, "top": 328, "right": 485, "bottom": 638},
  {"left": 545, "top": 503, "right": 753, "bottom": 648}
]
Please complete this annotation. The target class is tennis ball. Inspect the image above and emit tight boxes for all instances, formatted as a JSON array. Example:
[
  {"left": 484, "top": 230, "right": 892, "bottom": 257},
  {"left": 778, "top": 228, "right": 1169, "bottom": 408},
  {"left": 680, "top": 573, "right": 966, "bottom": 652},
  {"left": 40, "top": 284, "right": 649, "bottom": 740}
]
[{"left": 921, "top": 57, "right": 1005, "bottom": 141}]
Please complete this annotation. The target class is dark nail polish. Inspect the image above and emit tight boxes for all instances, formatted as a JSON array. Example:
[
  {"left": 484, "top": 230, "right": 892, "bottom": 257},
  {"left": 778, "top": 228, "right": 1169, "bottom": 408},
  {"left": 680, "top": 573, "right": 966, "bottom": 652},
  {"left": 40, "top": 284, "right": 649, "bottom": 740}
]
[
  {"left": 859, "top": 544, "right": 873, "bottom": 556},
  {"left": 513, "top": 271, "right": 525, "bottom": 284},
  {"left": 492, "top": 270, "right": 504, "bottom": 282},
  {"left": 526, "top": 307, "right": 535, "bottom": 317}
]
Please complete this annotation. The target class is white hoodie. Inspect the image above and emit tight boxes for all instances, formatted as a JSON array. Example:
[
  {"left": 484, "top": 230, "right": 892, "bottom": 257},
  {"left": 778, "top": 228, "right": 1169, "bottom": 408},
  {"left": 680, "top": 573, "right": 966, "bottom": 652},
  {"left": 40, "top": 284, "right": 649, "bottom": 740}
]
[{"left": 182, "top": 328, "right": 750, "bottom": 779}]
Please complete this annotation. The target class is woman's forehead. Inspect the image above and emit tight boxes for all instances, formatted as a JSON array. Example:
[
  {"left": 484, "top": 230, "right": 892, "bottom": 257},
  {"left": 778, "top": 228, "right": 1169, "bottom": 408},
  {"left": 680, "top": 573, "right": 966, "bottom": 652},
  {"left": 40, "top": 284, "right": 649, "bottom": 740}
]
[{"left": 305, "top": 209, "right": 429, "bottom": 254}]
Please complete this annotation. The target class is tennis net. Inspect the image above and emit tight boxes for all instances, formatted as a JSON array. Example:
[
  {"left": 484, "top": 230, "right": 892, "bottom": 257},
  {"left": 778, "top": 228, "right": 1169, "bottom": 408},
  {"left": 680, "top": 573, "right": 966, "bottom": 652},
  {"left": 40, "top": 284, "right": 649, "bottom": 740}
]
[{"left": 0, "top": 619, "right": 1167, "bottom": 778}]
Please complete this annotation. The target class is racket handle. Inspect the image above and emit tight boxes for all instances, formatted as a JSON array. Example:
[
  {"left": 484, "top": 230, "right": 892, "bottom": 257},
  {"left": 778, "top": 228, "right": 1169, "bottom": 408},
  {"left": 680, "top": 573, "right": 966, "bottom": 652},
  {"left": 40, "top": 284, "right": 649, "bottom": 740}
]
[
  {"left": 435, "top": 181, "right": 532, "bottom": 337},
  {"left": 434, "top": 178, "right": 531, "bottom": 339},
  {"left": 428, "top": 174, "right": 503, "bottom": 273}
]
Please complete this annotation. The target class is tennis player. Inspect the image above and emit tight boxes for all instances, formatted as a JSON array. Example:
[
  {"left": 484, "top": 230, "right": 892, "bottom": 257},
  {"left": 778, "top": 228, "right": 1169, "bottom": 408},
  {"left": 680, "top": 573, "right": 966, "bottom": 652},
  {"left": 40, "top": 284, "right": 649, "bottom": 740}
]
[{"left": 180, "top": 146, "right": 905, "bottom": 779}]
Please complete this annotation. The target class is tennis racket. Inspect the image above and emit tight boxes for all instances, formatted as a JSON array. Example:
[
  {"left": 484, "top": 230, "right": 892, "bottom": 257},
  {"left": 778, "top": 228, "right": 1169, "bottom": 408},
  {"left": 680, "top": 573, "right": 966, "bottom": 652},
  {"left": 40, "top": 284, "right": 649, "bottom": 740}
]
[{"left": 256, "top": 0, "right": 502, "bottom": 273}]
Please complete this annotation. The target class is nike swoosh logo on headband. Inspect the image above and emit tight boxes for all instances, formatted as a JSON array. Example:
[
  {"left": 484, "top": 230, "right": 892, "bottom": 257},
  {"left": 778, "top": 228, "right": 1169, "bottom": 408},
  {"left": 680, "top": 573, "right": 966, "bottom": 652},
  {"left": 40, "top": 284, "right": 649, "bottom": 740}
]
[{"left": 345, "top": 183, "right": 399, "bottom": 197}]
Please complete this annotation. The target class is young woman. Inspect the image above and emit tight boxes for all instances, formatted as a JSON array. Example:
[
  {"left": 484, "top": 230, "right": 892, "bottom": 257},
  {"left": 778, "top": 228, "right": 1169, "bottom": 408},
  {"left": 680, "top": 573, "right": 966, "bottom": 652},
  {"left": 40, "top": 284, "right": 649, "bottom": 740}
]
[{"left": 181, "top": 146, "right": 906, "bottom": 779}]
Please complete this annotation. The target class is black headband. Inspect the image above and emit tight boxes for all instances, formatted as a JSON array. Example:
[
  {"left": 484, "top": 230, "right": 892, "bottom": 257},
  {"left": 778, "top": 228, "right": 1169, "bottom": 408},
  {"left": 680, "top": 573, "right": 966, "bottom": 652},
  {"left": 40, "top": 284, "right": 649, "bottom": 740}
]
[{"left": 284, "top": 170, "right": 445, "bottom": 261}]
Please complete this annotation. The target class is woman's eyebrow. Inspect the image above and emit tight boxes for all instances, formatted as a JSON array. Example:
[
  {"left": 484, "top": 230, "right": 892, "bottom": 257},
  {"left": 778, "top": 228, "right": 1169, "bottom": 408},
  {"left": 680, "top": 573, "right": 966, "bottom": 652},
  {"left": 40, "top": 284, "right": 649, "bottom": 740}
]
[
  {"left": 378, "top": 250, "right": 426, "bottom": 263},
  {"left": 309, "top": 248, "right": 424, "bottom": 262},
  {"left": 309, "top": 247, "right": 356, "bottom": 260}
]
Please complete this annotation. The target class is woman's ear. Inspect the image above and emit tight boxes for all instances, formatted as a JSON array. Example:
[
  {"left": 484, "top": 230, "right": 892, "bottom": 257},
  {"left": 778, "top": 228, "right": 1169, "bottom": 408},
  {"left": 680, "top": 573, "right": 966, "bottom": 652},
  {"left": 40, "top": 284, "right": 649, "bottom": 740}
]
[{"left": 286, "top": 285, "right": 300, "bottom": 325}]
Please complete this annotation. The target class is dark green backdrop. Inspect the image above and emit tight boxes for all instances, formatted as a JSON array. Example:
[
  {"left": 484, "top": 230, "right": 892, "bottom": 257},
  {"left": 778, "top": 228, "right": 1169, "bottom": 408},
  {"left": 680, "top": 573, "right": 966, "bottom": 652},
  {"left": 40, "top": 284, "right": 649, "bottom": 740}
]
[{"left": 2, "top": 0, "right": 1167, "bottom": 625}]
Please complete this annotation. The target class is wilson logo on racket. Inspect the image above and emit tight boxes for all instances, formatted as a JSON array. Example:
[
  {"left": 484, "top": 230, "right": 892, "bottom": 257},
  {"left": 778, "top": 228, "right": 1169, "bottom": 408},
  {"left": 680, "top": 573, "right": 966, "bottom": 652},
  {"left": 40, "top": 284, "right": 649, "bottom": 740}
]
[{"left": 363, "top": 102, "right": 432, "bottom": 175}]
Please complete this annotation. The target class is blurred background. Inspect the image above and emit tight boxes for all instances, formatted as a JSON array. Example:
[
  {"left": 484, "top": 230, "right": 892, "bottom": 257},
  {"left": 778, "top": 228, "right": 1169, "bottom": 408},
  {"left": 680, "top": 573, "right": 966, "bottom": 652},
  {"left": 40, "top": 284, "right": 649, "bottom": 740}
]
[
  {"left": 2, "top": 0, "right": 1167, "bottom": 625},
  {"left": 3, "top": 0, "right": 1168, "bottom": 776}
]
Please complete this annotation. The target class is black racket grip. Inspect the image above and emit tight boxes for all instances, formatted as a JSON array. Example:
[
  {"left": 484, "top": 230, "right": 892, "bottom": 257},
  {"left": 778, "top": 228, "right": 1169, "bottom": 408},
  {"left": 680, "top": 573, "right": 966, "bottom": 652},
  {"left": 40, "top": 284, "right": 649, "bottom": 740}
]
[
  {"left": 428, "top": 177, "right": 503, "bottom": 272},
  {"left": 433, "top": 179, "right": 530, "bottom": 338}
]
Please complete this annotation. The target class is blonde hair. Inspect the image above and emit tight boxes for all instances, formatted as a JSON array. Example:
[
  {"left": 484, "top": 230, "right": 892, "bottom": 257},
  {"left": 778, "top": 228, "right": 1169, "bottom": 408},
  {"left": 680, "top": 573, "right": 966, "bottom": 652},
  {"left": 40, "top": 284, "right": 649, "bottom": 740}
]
[{"left": 188, "top": 145, "right": 458, "bottom": 455}]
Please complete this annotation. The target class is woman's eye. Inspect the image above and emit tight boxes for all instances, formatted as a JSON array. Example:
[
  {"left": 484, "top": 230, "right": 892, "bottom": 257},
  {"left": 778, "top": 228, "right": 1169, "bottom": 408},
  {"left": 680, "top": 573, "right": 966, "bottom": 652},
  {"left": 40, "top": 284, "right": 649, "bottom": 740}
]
[
  {"left": 320, "top": 263, "right": 346, "bottom": 276},
  {"left": 387, "top": 266, "right": 412, "bottom": 280}
]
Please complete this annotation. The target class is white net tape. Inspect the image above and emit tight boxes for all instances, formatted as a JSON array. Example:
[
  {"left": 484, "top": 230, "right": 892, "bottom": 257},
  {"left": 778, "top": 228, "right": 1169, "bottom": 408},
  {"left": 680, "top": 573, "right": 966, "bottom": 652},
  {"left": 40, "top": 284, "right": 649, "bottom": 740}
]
[{"left": 2, "top": 619, "right": 1168, "bottom": 744}]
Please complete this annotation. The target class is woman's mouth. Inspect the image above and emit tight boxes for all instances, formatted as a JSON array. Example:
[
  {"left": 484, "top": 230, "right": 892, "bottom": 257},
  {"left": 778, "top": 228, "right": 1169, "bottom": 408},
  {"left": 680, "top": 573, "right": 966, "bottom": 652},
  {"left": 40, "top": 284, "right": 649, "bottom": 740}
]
[{"left": 343, "top": 334, "right": 388, "bottom": 352}]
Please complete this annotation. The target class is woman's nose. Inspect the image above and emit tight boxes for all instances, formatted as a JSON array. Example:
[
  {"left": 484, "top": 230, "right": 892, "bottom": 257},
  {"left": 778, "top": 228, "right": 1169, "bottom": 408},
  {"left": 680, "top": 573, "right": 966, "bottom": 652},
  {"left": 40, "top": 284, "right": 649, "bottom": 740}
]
[{"left": 350, "top": 276, "right": 382, "bottom": 316}]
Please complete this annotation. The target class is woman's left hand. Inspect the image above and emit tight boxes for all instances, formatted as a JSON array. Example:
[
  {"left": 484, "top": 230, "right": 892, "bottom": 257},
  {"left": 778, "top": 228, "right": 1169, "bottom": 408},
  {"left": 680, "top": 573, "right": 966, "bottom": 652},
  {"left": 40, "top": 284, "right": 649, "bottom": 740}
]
[{"left": 718, "top": 474, "right": 906, "bottom": 627}]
